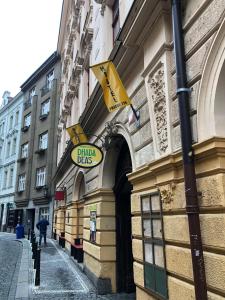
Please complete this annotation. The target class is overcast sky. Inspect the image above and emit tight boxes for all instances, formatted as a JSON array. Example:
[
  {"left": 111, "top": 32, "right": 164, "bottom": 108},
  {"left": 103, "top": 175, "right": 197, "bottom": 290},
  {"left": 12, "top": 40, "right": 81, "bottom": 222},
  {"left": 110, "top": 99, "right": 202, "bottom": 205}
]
[{"left": 0, "top": 0, "right": 62, "bottom": 102}]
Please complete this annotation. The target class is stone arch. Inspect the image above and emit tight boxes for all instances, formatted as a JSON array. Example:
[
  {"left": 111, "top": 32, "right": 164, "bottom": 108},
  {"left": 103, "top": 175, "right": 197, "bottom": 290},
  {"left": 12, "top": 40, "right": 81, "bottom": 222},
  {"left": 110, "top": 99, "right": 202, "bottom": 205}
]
[
  {"left": 72, "top": 170, "right": 85, "bottom": 201},
  {"left": 197, "top": 19, "right": 225, "bottom": 141},
  {"left": 99, "top": 122, "right": 135, "bottom": 189}
]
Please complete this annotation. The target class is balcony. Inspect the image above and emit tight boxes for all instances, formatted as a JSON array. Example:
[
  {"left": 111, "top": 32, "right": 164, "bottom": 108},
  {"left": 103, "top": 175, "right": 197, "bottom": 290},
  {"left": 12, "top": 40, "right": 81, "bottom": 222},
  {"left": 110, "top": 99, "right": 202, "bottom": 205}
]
[
  {"left": 17, "top": 190, "right": 24, "bottom": 195},
  {"left": 21, "top": 125, "right": 30, "bottom": 132},
  {"left": 17, "top": 157, "right": 26, "bottom": 163},
  {"left": 39, "top": 113, "right": 48, "bottom": 121},
  {"left": 35, "top": 185, "right": 44, "bottom": 191},
  {"left": 35, "top": 148, "right": 46, "bottom": 155}
]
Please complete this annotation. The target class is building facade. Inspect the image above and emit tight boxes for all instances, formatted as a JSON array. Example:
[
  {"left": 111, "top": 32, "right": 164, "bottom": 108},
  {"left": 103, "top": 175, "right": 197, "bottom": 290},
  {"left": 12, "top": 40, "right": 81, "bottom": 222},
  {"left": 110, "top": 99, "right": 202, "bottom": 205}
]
[
  {"left": 54, "top": 0, "right": 225, "bottom": 299},
  {"left": 14, "top": 52, "right": 61, "bottom": 236},
  {"left": 0, "top": 91, "right": 23, "bottom": 231}
]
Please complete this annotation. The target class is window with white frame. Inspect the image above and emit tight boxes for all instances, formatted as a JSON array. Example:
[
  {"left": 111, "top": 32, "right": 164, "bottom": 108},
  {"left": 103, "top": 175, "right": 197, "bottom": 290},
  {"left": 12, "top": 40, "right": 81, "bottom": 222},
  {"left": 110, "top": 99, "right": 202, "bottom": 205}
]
[
  {"left": 18, "top": 174, "right": 26, "bottom": 191},
  {"left": 3, "top": 170, "right": 8, "bottom": 188},
  {"left": 39, "top": 132, "right": 48, "bottom": 149},
  {"left": 46, "top": 70, "right": 54, "bottom": 89},
  {"left": 39, "top": 207, "right": 49, "bottom": 221},
  {"left": 36, "top": 166, "right": 46, "bottom": 187},
  {"left": 12, "top": 138, "right": 17, "bottom": 154},
  {"left": 9, "top": 168, "right": 14, "bottom": 187},
  {"left": 24, "top": 113, "right": 31, "bottom": 127},
  {"left": 7, "top": 141, "right": 11, "bottom": 156},
  {"left": 9, "top": 115, "right": 13, "bottom": 129},
  {"left": 21, "top": 143, "right": 29, "bottom": 158},
  {"left": 41, "top": 99, "right": 50, "bottom": 115},
  {"left": 15, "top": 111, "right": 19, "bottom": 125},
  {"left": 1, "top": 122, "right": 5, "bottom": 134},
  {"left": 29, "top": 86, "right": 35, "bottom": 104}
]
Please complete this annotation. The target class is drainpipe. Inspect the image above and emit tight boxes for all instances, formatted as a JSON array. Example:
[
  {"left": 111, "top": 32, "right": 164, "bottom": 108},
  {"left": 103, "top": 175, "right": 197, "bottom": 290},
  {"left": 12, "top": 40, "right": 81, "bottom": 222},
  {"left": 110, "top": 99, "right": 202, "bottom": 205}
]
[{"left": 171, "top": 1, "right": 207, "bottom": 299}]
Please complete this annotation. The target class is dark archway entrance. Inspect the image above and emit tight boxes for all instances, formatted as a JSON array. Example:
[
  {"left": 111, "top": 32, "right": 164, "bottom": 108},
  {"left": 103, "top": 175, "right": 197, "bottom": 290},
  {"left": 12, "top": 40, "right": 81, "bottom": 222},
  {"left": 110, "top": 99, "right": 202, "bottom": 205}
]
[{"left": 114, "top": 138, "right": 135, "bottom": 293}]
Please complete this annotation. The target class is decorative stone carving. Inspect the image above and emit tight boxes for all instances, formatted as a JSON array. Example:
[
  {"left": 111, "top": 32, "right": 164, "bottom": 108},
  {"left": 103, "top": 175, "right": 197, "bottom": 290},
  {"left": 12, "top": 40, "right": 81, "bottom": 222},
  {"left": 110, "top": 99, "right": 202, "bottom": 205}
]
[
  {"left": 159, "top": 183, "right": 175, "bottom": 205},
  {"left": 80, "top": 6, "right": 93, "bottom": 69},
  {"left": 100, "top": 1, "right": 106, "bottom": 16},
  {"left": 149, "top": 64, "right": 168, "bottom": 153},
  {"left": 57, "top": 124, "right": 63, "bottom": 142},
  {"left": 63, "top": 55, "right": 70, "bottom": 75},
  {"left": 102, "top": 121, "right": 119, "bottom": 150}
]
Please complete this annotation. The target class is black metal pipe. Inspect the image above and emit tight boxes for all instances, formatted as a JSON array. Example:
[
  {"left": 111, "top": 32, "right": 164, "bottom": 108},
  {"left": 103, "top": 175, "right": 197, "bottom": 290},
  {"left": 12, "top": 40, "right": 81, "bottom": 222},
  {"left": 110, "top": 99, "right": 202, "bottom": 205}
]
[{"left": 171, "top": 1, "right": 207, "bottom": 299}]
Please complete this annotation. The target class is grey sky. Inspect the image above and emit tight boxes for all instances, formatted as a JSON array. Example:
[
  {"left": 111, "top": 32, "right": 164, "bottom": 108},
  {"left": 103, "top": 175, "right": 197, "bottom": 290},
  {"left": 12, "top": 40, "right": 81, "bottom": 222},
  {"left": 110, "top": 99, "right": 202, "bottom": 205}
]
[{"left": 0, "top": 0, "right": 62, "bottom": 102}]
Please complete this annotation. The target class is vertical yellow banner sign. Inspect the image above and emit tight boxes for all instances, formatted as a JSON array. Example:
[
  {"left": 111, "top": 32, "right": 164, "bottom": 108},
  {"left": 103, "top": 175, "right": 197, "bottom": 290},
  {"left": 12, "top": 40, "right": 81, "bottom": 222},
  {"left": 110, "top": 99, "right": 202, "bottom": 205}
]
[
  {"left": 66, "top": 123, "right": 88, "bottom": 145},
  {"left": 90, "top": 61, "right": 131, "bottom": 112}
]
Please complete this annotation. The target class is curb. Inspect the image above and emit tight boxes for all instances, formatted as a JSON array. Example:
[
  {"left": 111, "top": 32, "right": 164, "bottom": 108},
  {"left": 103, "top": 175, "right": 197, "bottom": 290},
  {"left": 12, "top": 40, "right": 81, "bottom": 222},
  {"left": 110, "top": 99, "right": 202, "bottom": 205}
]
[{"left": 15, "top": 238, "right": 33, "bottom": 300}]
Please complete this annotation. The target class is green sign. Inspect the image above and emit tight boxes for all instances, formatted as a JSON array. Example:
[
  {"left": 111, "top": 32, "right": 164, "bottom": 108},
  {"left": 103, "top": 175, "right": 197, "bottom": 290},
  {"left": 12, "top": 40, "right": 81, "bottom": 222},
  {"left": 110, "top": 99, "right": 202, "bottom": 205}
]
[{"left": 70, "top": 143, "right": 103, "bottom": 168}]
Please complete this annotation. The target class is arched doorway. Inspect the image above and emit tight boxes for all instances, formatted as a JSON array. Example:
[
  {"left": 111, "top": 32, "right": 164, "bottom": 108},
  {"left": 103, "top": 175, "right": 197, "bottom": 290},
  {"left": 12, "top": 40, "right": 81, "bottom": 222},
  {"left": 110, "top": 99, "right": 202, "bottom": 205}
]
[{"left": 113, "top": 137, "right": 135, "bottom": 293}]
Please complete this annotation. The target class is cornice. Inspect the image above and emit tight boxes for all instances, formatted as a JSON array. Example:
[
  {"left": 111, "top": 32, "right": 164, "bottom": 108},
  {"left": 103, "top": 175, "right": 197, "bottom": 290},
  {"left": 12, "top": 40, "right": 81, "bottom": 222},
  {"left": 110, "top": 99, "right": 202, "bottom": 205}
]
[{"left": 20, "top": 52, "right": 60, "bottom": 92}]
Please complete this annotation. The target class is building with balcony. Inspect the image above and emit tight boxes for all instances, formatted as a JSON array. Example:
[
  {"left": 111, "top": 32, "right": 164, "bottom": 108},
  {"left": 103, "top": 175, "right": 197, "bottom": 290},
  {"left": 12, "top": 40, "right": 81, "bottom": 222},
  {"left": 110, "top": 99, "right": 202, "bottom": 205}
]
[
  {"left": 14, "top": 52, "right": 61, "bottom": 236},
  {"left": 53, "top": 0, "right": 225, "bottom": 299},
  {"left": 0, "top": 91, "right": 23, "bottom": 231}
]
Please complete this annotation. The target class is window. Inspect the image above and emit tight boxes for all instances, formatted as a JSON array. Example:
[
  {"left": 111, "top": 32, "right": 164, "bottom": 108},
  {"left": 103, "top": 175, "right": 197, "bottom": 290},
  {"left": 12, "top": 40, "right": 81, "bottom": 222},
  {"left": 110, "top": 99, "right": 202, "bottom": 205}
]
[
  {"left": 24, "top": 113, "right": 31, "bottom": 127},
  {"left": 18, "top": 174, "right": 26, "bottom": 191},
  {"left": 29, "top": 87, "right": 35, "bottom": 104},
  {"left": 9, "top": 168, "right": 14, "bottom": 187},
  {"left": 41, "top": 99, "right": 50, "bottom": 116},
  {"left": 15, "top": 111, "right": 19, "bottom": 125},
  {"left": 7, "top": 141, "right": 11, "bottom": 156},
  {"left": 112, "top": 0, "right": 120, "bottom": 41},
  {"left": 46, "top": 70, "right": 54, "bottom": 89},
  {"left": 12, "top": 138, "right": 17, "bottom": 154},
  {"left": 39, "top": 207, "right": 49, "bottom": 221},
  {"left": 0, "top": 145, "right": 2, "bottom": 158},
  {"left": 9, "top": 115, "right": 13, "bottom": 129},
  {"left": 36, "top": 166, "right": 46, "bottom": 187},
  {"left": 39, "top": 132, "right": 48, "bottom": 150},
  {"left": 1, "top": 122, "right": 4, "bottom": 134},
  {"left": 3, "top": 170, "right": 8, "bottom": 188},
  {"left": 21, "top": 143, "right": 29, "bottom": 158},
  {"left": 141, "top": 193, "right": 167, "bottom": 299}
]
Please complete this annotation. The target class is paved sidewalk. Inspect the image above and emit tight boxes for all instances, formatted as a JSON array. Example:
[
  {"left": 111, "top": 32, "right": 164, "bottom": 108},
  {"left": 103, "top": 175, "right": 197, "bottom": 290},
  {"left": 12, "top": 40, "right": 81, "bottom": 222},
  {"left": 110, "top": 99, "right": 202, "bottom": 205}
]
[
  {"left": 0, "top": 233, "right": 23, "bottom": 300},
  {"left": 12, "top": 236, "right": 135, "bottom": 300}
]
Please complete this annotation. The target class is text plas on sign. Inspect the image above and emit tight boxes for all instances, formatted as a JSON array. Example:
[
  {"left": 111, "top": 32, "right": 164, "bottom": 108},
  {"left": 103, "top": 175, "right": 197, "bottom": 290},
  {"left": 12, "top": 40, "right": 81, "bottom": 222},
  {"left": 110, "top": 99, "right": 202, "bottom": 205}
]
[{"left": 70, "top": 143, "right": 104, "bottom": 169}]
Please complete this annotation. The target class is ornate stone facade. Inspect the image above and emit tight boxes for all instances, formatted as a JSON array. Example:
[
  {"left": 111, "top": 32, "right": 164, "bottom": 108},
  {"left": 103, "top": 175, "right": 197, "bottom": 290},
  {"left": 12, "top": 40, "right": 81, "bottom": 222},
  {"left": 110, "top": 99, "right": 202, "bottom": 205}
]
[{"left": 149, "top": 63, "right": 168, "bottom": 154}]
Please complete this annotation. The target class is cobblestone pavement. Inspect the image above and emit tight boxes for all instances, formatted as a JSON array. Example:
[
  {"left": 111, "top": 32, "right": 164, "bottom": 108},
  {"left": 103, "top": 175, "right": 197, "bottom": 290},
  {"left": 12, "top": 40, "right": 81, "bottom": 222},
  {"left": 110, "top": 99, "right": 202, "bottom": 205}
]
[
  {"left": 31, "top": 239, "right": 135, "bottom": 300},
  {"left": 0, "top": 233, "right": 22, "bottom": 300}
]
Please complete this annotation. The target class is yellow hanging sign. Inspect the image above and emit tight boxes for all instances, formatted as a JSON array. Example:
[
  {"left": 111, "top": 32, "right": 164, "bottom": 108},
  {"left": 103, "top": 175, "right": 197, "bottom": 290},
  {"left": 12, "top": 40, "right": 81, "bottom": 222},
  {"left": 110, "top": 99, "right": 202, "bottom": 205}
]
[
  {"left": 66, "top": 123, "right": 88, "bottom": 145},
  {"left": 90, "top": 61, "right": 131, "bottom": 112}
]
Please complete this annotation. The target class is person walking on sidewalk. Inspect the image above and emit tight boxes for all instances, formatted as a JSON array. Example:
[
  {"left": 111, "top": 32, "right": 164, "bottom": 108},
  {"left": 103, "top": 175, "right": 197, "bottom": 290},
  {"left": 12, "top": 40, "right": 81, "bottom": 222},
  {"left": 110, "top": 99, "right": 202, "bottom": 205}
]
[{"left": 36, "top": 215, "right": 49, "bottom": 246}]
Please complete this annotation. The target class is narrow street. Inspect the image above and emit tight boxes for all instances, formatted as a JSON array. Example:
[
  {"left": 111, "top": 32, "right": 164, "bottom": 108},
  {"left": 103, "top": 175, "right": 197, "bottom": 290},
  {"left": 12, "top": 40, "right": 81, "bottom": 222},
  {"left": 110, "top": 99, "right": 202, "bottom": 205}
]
[{"left": 0, "top": 233, "right": 135, "bottom": 300}]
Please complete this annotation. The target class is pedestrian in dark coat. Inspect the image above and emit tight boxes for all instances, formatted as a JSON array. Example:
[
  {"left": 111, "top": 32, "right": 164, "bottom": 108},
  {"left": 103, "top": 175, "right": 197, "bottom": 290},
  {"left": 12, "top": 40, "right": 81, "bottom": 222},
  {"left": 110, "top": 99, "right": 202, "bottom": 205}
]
[{"left": 36, "top": 215, "right": 49, "bottom": 246}]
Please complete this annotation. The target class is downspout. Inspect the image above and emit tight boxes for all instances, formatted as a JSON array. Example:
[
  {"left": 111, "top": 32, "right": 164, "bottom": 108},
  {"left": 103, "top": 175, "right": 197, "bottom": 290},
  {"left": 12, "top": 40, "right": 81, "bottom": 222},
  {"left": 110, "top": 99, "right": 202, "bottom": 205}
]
[{"left": 171, "top": 1, "right": 207, "bottom": 299}]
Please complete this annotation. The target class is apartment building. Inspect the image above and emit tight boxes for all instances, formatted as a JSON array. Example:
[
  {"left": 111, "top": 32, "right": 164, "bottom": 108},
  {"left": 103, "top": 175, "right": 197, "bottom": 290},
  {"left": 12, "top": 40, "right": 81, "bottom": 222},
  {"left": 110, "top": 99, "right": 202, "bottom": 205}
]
[
  {"left": 54, "top": 0, "right": 225, "bottom": 299},
  {"left": 0, "top": 91, "right": 23, "bottom": 231},
  {"left": 14, "top": 52, "right": 60, "bottom": 236}
]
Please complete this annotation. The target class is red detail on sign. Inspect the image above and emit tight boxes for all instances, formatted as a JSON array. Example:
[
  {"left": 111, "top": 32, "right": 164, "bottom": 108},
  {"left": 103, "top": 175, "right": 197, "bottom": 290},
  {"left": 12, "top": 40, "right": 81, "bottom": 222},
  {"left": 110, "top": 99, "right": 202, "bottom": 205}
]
[{"left": 55, "top": 191, "right": 65, "bottom": 201}]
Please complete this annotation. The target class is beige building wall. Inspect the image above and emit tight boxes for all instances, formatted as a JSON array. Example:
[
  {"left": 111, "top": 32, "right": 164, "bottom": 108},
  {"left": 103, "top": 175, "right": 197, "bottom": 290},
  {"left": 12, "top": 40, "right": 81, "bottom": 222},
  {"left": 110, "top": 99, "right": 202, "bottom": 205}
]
[{"left": 54, "top": 0, "right": 225, "bottom": 299}]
